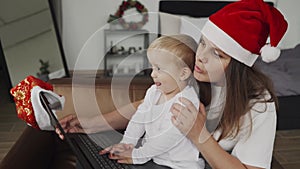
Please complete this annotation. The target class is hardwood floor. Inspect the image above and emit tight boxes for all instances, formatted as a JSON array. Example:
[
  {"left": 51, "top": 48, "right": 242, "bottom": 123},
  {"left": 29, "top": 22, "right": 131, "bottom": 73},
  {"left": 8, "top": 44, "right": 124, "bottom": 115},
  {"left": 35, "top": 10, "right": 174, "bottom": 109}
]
[
  {"left": 0, "top": 100, "right": 26, "bottom": 162},
  {"left": 273, "top": 129, "right": 300, "bottom": 169}
]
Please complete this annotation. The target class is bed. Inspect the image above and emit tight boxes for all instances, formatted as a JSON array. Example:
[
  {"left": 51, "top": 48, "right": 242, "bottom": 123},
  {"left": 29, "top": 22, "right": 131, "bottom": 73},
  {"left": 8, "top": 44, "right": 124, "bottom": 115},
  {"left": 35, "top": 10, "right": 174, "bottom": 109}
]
[{"left": 158, "top": 0, "right": 300, "bottom": 130}]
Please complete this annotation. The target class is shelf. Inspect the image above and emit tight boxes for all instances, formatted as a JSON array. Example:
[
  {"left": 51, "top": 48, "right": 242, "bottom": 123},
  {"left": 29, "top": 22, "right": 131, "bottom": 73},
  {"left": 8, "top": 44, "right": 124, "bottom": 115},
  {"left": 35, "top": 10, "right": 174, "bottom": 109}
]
[{"left": 104, "top": 29, "right": 150, "bottom": 77}]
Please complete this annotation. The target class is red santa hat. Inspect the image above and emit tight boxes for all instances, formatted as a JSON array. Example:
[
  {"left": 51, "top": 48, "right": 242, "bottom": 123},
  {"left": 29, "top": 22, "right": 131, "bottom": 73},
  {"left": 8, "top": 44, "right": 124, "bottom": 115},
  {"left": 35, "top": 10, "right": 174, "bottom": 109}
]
[{"left": 201, "top": 0, "right": 288, "bottom": 67}]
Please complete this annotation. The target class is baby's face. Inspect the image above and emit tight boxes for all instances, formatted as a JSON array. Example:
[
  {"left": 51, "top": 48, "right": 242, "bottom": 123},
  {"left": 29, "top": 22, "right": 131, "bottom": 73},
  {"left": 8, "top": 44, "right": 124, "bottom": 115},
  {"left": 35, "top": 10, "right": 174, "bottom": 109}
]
[{"left": 147, "top": 50, "right": 185, "bottom": 97}]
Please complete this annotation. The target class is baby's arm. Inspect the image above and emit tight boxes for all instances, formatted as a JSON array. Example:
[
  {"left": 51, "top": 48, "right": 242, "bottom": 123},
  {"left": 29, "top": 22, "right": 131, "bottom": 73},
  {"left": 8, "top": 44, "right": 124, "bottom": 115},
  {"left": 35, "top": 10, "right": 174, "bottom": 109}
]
[
  {"left": 132, "top": 125, "right": 184, "bottom": 164},
  {"left": 120, "top": 86, "right": 154, "bottom": 145},
  {"left": 101, "top": 96, "right": 150, "bottom": 160},
  {"left": 120, "top": 111, "right": 146, "bottom": 145},
  {"left": 132, "top": 98, "right": 199, "bottom": 164}
]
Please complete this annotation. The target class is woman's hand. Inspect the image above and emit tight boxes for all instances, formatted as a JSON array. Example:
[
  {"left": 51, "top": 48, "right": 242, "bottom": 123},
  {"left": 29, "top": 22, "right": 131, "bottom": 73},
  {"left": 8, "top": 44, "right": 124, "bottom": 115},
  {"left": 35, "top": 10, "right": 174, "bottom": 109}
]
[
  {"left": 99, "top": 143, "right": 134, "bottom": 164},
  {"left": 171, "top": 97, "right": 211, "bottom": 145},
  {"left": 56, "top": 114, "right": 98, "bottom": 140}
]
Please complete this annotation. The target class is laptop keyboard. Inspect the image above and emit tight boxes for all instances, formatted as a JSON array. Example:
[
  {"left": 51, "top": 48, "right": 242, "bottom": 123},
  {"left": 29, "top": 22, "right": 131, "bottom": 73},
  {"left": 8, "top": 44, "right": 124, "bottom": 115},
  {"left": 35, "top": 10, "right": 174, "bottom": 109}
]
[{"left": 78, "top": 134, "right": 132, "bottom": 169}]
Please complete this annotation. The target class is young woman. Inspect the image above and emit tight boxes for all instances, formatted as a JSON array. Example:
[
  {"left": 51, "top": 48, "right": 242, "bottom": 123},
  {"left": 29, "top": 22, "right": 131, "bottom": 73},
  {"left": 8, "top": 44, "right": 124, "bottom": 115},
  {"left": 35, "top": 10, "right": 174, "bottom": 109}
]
[
  {"left": 170, "top": 0, "right": 288, "bottom": 168},
  {"left": 59, "top": 0, "right": 288, "bottom": 168}
]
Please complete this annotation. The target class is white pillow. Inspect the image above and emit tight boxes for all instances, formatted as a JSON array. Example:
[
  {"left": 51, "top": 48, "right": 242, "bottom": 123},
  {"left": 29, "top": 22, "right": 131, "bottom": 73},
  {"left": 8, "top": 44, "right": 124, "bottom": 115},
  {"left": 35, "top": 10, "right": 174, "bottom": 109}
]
[{"left": 180, "top": 16, "right": 208, "bottom": 43}]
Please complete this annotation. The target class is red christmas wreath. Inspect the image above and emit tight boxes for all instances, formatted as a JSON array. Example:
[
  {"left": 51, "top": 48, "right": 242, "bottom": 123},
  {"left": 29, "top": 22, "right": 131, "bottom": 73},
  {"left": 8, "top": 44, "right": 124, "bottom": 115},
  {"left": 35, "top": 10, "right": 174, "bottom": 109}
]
[{"left": 108, "top": 0, "right": 148, "bottom": 30}]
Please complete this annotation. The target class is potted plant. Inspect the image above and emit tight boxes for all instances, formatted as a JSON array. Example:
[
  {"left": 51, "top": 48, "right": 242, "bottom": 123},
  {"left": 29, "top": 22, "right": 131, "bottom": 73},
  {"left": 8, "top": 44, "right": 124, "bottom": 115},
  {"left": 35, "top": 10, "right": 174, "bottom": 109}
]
[{"left": 37, "top": 59, "right": 50, "bottom": 81}]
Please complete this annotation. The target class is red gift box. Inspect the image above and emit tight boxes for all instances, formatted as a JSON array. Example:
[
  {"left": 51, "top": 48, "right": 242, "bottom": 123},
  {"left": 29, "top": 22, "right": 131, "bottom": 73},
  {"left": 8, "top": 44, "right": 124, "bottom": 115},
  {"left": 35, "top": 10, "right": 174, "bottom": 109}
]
[{"left": 10, "top": 75, "right": 53, "bottom": 129}]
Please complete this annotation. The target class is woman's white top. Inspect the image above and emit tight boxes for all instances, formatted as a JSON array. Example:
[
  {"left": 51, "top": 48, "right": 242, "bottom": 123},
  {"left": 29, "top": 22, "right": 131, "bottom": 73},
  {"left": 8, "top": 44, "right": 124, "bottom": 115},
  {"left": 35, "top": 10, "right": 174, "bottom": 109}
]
[
  {"left": 208, "top": 85, "right": 277, "bottom": 169},
  {"left": 121, "top": 85, "right": 204, "bottom": 169}
]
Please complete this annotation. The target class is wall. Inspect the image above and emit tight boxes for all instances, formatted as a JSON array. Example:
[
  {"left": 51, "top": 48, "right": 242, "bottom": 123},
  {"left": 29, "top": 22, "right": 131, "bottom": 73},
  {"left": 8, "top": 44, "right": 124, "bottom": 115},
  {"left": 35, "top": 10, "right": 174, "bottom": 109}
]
[
  {"left": 62, "top": 0, "right": 158, "bottom": 71},
  {"left": 277, "top": 0, "right": 300, "bottom": 49},
  {"left": 62, "top": 0, "right": 300, "bottom": 71}
]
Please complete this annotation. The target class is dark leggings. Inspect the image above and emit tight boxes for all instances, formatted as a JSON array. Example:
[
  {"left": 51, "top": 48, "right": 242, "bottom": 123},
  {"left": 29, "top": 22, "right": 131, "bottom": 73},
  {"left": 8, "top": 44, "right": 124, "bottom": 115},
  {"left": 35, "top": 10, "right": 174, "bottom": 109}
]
[
  {"left": 76, "top": 160, "right": 171, "bottom": 169},
  {"left": 134, "top": 160, "right": 172, "bottom": 169}
]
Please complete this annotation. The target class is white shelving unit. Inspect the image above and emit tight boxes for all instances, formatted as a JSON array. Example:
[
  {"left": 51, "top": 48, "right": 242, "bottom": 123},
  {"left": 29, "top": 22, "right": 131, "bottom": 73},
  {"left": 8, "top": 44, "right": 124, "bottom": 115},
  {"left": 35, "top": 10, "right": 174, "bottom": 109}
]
[{"left": 104, "top": 29, "right": 150, "bottom": 76}]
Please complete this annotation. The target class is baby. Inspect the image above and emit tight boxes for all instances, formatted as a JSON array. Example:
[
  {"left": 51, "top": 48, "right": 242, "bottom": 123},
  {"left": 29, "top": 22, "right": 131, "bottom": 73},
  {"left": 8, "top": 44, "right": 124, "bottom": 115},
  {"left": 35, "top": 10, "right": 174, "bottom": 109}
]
[{"left": 102, "top": 34, "right": 204, "bottom": 169}]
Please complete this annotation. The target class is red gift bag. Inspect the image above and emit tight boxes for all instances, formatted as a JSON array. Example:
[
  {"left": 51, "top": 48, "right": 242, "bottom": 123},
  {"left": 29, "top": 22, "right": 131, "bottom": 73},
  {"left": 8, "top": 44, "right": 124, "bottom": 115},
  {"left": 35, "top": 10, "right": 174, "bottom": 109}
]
[{"left": 10, "top": 75, "right": 53, "bottom": 129}]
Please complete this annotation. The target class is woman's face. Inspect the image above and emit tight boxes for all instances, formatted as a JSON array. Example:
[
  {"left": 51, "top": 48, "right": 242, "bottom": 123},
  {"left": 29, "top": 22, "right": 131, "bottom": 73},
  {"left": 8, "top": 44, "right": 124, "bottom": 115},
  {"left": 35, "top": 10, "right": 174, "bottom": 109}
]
[{"left": 193, "top": 36, "right": 231, "bottom": 85}]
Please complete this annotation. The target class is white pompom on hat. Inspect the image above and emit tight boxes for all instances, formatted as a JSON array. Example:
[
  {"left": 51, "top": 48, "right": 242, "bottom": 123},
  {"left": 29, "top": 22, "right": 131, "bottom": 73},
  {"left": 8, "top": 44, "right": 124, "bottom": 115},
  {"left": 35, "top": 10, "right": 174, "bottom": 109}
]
[
  {"left": 201, "top": 0, "right": 288, "bottom": 67},
  {"left": 260, "top": 44, "right": 281, "bottom": 63}
]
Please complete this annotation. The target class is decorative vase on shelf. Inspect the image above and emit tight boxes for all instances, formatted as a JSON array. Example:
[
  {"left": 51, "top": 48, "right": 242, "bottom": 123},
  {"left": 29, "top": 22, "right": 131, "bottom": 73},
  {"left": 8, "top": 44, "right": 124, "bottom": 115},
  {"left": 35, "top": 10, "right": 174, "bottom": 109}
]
[{"left": 37, "top": 59, "right": 50, "bottom": 81}]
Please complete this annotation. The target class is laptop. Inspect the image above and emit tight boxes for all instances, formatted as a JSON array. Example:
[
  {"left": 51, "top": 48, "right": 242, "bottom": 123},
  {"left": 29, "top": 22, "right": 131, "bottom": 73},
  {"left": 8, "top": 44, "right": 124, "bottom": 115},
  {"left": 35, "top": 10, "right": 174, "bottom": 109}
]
[{"left": 39, "top": 91, "right": 138, "bottom": 169}]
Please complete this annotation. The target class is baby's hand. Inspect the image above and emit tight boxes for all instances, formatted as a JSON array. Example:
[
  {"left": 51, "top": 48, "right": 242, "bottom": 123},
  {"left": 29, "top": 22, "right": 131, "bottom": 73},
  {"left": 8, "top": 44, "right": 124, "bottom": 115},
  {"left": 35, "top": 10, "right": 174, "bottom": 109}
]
[{"left": 99, "top": 143, "right": 134, "bottom": 156}]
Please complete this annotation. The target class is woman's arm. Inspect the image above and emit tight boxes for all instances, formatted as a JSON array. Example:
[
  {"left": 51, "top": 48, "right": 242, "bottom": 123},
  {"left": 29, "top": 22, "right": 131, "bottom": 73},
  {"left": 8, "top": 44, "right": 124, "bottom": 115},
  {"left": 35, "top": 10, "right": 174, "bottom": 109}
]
[
  {"left": 194, "top": 137, "right": 260, "bottom": 169},
  {"left": 100, "top": 100, "right": 143, "bottom": 131},
  {"left": 58, "top": 100, "right": 143, "bottom": 138},
  {"left": 171, "top": 97, "right": 263, "bottom": 169}
]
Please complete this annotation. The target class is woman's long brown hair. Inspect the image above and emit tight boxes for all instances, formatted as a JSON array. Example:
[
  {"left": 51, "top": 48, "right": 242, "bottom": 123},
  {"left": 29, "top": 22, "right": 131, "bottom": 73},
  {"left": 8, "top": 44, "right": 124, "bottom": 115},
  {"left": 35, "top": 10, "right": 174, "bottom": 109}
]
[
  {"left": 198, "top": 82, "right": 212, "bottom": 107},
  {"left": 216, "top": 59, "right": 278, "bottom": 141}
]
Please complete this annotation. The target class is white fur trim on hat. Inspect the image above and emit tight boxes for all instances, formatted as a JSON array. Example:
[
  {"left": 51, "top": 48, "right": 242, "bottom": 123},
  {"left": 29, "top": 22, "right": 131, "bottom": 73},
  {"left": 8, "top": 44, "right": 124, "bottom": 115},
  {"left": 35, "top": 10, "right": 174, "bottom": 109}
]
[
  {"left": 260, "top": 44, "right": 281, "bottom": 63},
  {"left": 31, "top": 86, "right": 65, "bottom": 130},
  {"left": 201, "top": 20, "right": 259, "bottom": 67}
]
